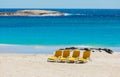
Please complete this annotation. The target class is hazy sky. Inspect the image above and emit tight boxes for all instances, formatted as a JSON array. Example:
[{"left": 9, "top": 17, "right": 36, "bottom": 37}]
[{"left": 1, "top": 0, "right": 120, "bottom": 8}]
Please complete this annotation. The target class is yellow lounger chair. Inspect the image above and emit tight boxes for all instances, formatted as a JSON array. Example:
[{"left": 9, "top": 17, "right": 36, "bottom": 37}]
[
  {"left": 47, "top": 50, "right": 62, "bottom": 62},
  {"left": 67, "top": 50, "right": 80, "bottom": 63},
  {"left": 77, "top": 50, "right": 91, "bottom": 63},
  {"left": 58, "top": 49, "right": 70, "bottom": 62}
]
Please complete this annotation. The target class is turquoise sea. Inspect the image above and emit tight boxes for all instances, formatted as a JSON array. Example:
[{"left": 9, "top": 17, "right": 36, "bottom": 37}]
[{"left": 0, "top": 9, "right": 120, "bottom": 53}]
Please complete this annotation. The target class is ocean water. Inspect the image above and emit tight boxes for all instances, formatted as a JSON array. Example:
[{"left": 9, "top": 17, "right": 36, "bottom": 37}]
[{"left": 0, "top": 9, "right": 120, "bottom": 47}]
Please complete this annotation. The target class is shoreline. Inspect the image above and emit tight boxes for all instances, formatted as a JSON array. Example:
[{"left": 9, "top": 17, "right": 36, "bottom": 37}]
[
  {"left": 0, "top": 44, "right": 120, "bottom": 54},
  {"left": 1, "top": 43, "right": 120, "bottom": 47}
]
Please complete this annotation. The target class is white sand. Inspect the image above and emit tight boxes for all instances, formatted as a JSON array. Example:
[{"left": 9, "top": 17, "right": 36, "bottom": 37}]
[{"left": 0, "top": 51, "right": 120, "bottom": 77}]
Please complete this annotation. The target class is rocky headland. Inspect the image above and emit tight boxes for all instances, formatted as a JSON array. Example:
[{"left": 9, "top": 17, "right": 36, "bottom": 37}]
[{"left": 0, "top": 10, "right": 65, "bottom": 16}]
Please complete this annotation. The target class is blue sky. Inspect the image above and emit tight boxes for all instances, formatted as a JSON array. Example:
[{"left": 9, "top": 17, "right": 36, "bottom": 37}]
[{"left": 1, "top": 0, "right": 120, "bottom": 8}]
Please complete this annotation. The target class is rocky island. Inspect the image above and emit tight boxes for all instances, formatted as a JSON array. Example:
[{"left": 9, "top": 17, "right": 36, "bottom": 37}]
[{"left": 0, "top": 10, "right": 65, "bottom": 16}]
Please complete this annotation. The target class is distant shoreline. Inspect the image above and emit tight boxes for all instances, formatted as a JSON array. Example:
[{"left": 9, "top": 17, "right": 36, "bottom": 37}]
[{"left": 0, "top": 10, "right": 65, "bottom": 16}]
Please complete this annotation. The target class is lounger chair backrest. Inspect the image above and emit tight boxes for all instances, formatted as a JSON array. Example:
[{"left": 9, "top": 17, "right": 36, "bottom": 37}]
[
  {"left": 54, "top": 50, "right": 62, "bottom": 57},
  {"left": 63, "top": 50, "right": 70, "bottom": 58},
  {"left": 83, "top": 50, "right": 91, "bottom": 59},
  {"left": 72, "top": 50, "right": 80, "bottom": 58}
]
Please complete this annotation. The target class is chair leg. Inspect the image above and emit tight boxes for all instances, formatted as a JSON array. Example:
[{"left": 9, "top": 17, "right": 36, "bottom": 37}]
[{"left": 47, "top": 59, "right": 49, "bottom": 62}]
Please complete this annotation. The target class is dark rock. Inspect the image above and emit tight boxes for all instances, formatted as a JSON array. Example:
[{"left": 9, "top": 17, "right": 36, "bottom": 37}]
[
  {"left": 59, "top": 48, "right": 64, "bottom": 50},
  {"left": 102, "top": 48, "right": 113, "bottom": 54}
]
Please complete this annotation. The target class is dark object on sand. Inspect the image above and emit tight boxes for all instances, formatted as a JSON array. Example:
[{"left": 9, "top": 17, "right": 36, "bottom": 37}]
[
  {"left": 65, "top": 47, "right": 78, "bottom": 50},
  {"left": 79, "top": 48, "right": 85, "bottom": 50},
  {"left": 98, "top": 48, "right": 102, "bottom": 52},
  {"left": 59, "top": 48, "right": 64, "bottom": 50},
  {"left": 84, "top": 48, "right": 89, "bottom": 50},
  {"left": 65, "top": 48, "right": 71, "bottom": 50},
  {"left": 103, "top": 49, "right": 113, "bottom": 54},
  {"left": 69, "top": 47, "right": 78, "bottom": 49}
]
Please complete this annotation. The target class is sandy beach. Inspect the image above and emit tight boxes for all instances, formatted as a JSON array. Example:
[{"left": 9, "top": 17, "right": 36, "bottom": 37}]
[
  {"left": 1, "top": 2, "right": 120, "bottom": 77},
  {"left": 0, "top": 51, "right": 120, "bottom": 77}
]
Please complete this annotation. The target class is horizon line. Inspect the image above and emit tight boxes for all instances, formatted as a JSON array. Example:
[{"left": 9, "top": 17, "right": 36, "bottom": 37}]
[{"left": 0, "top": 8, "right": 120, "bottom": 9}]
